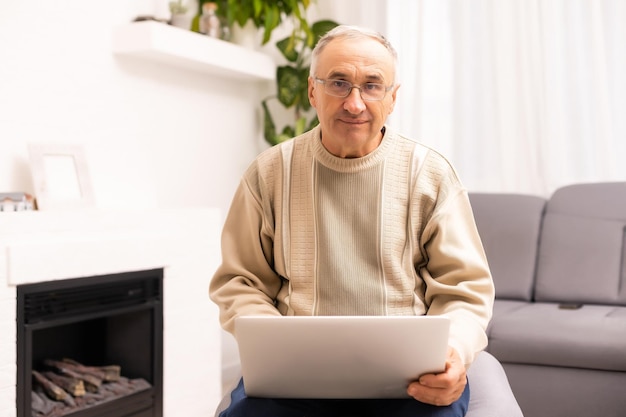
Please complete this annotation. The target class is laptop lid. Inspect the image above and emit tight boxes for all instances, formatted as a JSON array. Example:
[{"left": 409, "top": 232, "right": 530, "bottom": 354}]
[{"left": 234, "top": 315, "right": 450, "bottom": 399}]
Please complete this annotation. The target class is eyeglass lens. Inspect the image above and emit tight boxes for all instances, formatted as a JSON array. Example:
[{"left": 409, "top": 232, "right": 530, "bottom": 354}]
[{"left": 322, "top": 79, "right": 387, "bottom": 101}]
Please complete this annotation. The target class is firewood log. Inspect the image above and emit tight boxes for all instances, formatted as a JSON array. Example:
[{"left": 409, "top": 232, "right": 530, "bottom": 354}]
[
  {"left": 44, "top": 360, "right": 103, "bottom": 392},
  {"left": 61, "top": 358, "right": 121, "bottom": 382},
  {"left": 59, "top": 369, "right": 101, "bottom": 393},
  {"left": 32, "top": 371, "right": 75, "bottom": 407},
  {"left": 43, "top": 371, "right": 86, "bottom": 397}
]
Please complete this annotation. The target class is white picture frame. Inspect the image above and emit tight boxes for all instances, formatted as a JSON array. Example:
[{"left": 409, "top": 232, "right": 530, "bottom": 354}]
[{"left": 28, "top": 143, "right": 95, "bottom": 210}]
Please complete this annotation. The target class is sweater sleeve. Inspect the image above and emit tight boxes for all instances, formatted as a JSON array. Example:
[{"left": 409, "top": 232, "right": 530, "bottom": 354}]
[
  {"left": 420, "top": 187, "right": 495, "bottom": 367},
  {"left": 209, "top": 173, "right": 283, "bottom": 335}
]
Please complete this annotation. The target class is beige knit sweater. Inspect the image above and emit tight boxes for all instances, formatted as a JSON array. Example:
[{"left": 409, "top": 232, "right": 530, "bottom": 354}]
[{"left": 209, "top": 126, "right": 494, "bottom": 366}]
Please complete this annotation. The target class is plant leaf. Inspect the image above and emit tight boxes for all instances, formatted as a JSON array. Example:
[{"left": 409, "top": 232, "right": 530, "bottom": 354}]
[
  {"left": 276, "top": 35, "right": 298, "bottom": 62},
  {"left": 298, "top": 18, "right": 315, "bottom": 48},
  {"left": 262, "top": 4, "right": 280, "bottom": 44},
  {"left": 277, "top": 66, "right": 301, "bottom": 107},
  {"left": 252, "top": 0, "right": 263, "bottom": 18},
  {"left": 296, "top": 67, "right": 311, "bottom": 112},
  {"left": 281, "top": 125, "right": 295, "bottom": 139},
  {"left": 294, "top": 116, "right": 307, "bottom": 136},
  {"left": 288, "top": 0, "right": 303, "bottom": 19},
  {"left": 311, "top": 20, "right": 340, "bottom": 44},
  {"left": 262, "top": 99, "right": 278, "bottom": 145},
  {"left": 231, "top": 0, "right": 248, "bottom": 27}
]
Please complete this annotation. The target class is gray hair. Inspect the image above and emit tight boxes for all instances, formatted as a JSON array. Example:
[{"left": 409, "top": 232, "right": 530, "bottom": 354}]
[{"left": 309, "top": 25, "right": 398, "bottom": 81}]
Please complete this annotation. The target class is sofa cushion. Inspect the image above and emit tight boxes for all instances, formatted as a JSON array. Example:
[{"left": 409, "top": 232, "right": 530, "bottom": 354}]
[
  {"left": 535, "top": 214, "right": 626, "bottom": 304},
  {"left": 488, "top": 302, "right": 626, "bottom": 371},
  {"left": 534, "top": 182, "right": 626, "bottom": 305},
  {"left": 469, "top": 193, "right": 546, "bottom": 301},
  {"left": 487, "top": 300, "right": 529, "bottom": 336}
]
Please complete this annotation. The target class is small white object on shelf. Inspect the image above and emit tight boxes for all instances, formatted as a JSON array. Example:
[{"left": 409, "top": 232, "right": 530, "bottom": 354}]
[{"left": 111, "top": 20, "right": 276, "bottom": 81}]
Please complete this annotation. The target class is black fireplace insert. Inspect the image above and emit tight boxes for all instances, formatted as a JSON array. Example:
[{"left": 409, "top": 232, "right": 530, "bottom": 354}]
[{"left": 17, "top": 269, "right": 164, "bottom": 417}]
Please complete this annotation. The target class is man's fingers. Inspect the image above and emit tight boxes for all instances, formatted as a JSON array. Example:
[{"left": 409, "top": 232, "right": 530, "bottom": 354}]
[{"left": 407, "top": 380, "right": 465, "bottom": 407}]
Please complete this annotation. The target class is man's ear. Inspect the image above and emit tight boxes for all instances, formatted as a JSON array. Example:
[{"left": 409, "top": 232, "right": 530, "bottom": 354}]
[
  {"left": 389, "top": 83, "right": 401, "bottom": 114},
  {"left": 308, "top": 77, "right": 317, "bottom": 108}
]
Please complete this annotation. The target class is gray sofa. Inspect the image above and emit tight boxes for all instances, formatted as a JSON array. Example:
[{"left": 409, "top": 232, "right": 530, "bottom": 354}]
[{"left": 469, "top": 182, "right": 626, "bottom": 417}]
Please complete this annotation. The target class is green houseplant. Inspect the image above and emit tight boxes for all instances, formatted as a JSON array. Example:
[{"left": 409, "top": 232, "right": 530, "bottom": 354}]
[
  {"left": 205, "top": 0, "right": 338, "bottom": 145},
  {"left": 261, "top": 18, "right": 338, "bottom": 145},
  {"left": 215, "top": 0, "right": 317, "bottom": 45}
]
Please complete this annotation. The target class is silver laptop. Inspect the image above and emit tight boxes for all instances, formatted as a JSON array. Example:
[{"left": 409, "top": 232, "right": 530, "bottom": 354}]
[{"left": 234, "top": 315, "right": 450, "bottom": 399}]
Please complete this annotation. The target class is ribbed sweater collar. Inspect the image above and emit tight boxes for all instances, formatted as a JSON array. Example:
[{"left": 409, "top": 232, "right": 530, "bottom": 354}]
[{"left": 310, "top": 125, "right": 395, "bottom": 173}]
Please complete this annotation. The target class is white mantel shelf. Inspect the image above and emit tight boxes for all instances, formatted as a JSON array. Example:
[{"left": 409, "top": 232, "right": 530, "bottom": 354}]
[{"left": 112, "top": 20, "right": 276, "bottom": 81}]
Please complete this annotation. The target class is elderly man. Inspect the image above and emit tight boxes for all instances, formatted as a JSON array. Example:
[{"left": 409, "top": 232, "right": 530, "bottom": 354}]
[{"left": 210, "top": 25, "right": 502, "bottom": 417}]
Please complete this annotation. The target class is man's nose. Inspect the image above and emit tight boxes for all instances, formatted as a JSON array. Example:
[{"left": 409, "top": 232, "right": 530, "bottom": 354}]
[{"left": 343, "top": 87, "right": 367, "bottom": 113}]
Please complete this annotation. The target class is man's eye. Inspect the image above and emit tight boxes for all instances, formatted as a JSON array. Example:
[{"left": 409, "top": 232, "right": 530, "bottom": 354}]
[
  {"left": 364, "top": 83, "right": 383, "bottom": 91},
  {"left": 331, "top": 80, "right": 350, "bottom": 89}
]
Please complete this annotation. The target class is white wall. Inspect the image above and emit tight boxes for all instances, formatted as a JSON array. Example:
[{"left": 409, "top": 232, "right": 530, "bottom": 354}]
[
  {"left": 0, "top": 1, "right": 270, "bottom": 217},
  {"left": 316, "top": 0, "right": 388, "bottom": 33},
  {"left": 0, "top": 0, "right": 277, "bottom": 401},
  {"left": 0, "top": 0, "right": 385, "bottom": 213}
]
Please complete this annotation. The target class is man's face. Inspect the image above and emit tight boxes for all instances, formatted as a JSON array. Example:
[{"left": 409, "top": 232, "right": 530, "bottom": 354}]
[{"left": 308, "top": 36, "right": 399, "bottom": 158}]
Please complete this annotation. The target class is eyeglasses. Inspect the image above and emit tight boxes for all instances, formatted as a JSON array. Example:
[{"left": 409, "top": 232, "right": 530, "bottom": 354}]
[{"left": 314, "top": 78, "right": 393, "bottom": 101}]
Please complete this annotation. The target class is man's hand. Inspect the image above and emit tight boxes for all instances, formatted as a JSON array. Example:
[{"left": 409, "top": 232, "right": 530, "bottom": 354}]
[{"left": 406, "top": 347, "right": 467, "bottom": 406}]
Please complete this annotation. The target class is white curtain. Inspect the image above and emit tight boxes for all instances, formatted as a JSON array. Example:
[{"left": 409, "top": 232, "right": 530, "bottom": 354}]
[{"left": 385, "top": 0, "right": 626, "bottom": 196}]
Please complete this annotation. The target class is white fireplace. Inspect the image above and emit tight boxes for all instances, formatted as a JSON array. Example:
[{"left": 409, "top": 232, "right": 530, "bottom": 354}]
[{"left": 0, "top": 208, "right": 223, "bottom": 416}]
